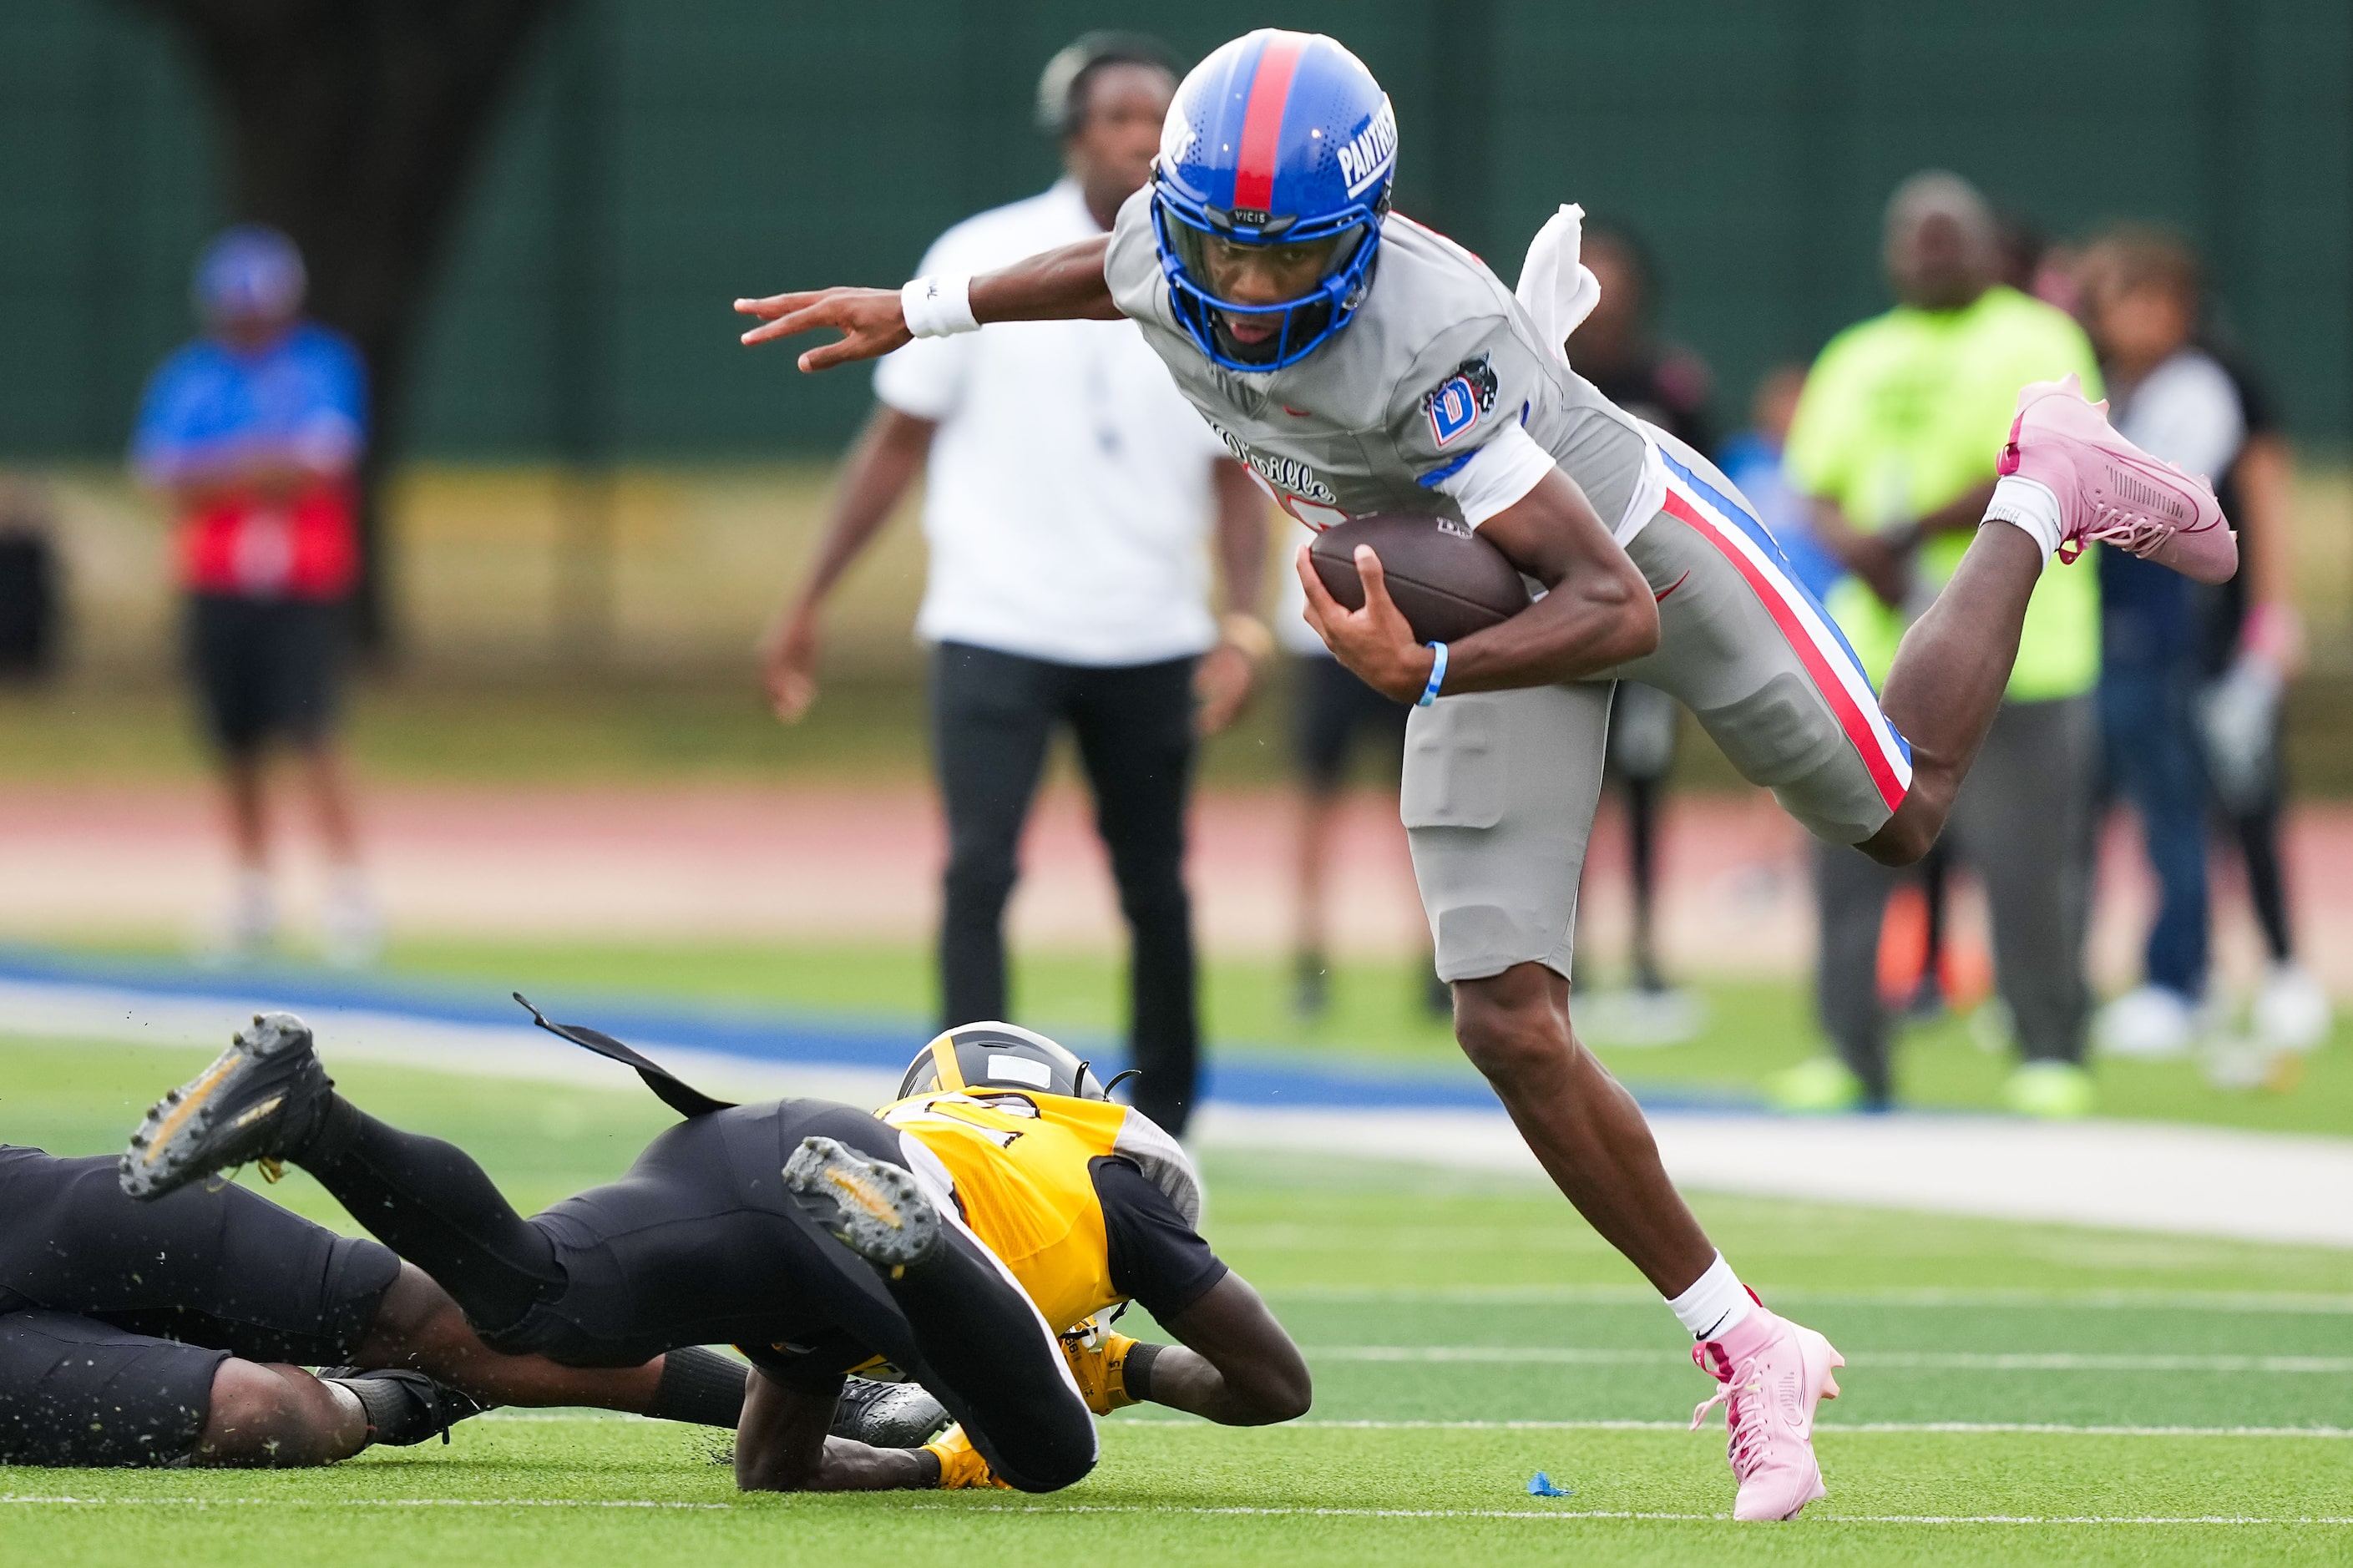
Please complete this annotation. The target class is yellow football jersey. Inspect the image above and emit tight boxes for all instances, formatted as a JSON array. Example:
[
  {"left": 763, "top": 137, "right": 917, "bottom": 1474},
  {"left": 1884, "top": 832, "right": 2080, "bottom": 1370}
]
[{"left": 878, "top": 1090, "right": 1199, "bottom": 1333}]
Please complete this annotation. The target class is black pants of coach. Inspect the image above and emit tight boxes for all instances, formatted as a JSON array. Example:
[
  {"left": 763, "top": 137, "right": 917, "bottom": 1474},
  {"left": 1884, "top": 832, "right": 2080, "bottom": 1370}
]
[
  {"left": 297, "top": 1096, "right": 1096, "bottom": 1492},
  {"left": 932, "top": 641, "right": 1199, "bottom": 1134}
]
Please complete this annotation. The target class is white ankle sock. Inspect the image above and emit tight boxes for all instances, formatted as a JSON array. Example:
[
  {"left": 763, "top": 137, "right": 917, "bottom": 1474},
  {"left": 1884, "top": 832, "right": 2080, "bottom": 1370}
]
[
  {"left": 1667, "top": 1251, "right": 1754, "bottom": 1341},
  {"left": 1981, "top": 474, "right": 2062, "bottom": 562}
]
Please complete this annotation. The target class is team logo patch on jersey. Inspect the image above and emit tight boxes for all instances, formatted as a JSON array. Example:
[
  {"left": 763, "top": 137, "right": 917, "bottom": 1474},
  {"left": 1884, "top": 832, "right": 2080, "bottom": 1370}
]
[{"left": 1424, "top": 355, "right": 1500, "bottom": 448}]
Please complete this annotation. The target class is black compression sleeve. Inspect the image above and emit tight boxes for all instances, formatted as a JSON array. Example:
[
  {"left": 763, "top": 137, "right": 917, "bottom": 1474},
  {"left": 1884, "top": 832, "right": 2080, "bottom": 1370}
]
[
  {"left": 1121, "top": 1339, "right": 1165, "bottom": 1403},
  {"left": 1090, "top": 1156, "right": 1227, "bottom": 1321},
  {"left": 651, "top": 1346, "right": 751, "bottom": 1428}
]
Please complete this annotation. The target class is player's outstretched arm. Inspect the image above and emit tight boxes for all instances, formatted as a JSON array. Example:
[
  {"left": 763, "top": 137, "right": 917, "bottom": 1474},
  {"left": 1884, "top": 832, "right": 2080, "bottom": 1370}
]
[
  {"left": 735, "top": 236, "right": 1120, "bottom": 372},
  {"left": 1142, "top": 1272, "right": 1313, "bottom": 1426},
  {"left": 1298, "top": 467, "right": 1658, "bottom": 702},
  {"left": 734, "top": 1368, "right": 940, "bottom": 1491}
]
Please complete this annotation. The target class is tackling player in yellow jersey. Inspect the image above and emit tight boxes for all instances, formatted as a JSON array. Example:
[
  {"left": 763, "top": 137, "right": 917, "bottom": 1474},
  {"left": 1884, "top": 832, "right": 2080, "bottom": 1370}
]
[
  {"left": 118, "top": 1010, "right": 1308, "bottom": 1494},
  {"left": 803, "top": 1024, "right": 1304, "bottom": 1485}
]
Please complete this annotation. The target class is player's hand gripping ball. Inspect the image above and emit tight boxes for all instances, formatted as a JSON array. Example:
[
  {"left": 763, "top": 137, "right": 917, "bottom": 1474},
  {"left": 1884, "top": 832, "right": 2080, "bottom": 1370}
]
[{"left": 1308, "top": 513, "right": 1531, "bottom": 645}]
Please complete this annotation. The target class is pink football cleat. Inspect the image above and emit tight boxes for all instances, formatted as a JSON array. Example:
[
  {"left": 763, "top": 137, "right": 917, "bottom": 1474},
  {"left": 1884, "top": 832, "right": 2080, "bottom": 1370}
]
[
  {"left": 1690, "top": 1308, "right": 1844, "bottom": 1522},
  {"left": 1998, "top": 373, "right": 2237, "bottom": 584}
]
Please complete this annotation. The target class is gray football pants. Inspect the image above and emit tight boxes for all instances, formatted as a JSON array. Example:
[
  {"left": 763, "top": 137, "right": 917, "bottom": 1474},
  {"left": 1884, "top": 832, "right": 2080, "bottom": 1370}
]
[
  {"left": 1405, "top": 438, "right": 1911, "bottom": 984},
  {"left": 1811, "top": 694, "right": 2095, "bottom": 1103}
]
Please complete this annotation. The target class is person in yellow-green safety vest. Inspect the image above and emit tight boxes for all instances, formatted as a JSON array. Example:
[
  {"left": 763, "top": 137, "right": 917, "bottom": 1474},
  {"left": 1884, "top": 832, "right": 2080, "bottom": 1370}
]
[{"left": 1775, "top": 171, "right": 2102, "bottom": 1120}]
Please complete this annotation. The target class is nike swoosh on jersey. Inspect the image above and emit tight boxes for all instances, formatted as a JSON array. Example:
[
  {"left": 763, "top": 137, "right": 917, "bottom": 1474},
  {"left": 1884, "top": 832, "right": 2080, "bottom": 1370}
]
[{"left": 1654, "top": 569, "right": 1693, "bottom": 604}]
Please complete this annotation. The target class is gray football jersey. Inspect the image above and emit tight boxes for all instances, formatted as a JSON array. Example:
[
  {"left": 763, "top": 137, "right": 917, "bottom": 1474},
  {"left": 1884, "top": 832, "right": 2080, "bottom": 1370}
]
[{"left": 1105, "top": 186, "right": 1657, "bottom": 535}]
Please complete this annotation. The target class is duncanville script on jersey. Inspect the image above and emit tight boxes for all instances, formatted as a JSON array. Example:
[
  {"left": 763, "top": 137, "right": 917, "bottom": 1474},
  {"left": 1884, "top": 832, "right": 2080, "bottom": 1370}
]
[{"left": 1106, "top": 185, "right": 1665, "bottom": 540}]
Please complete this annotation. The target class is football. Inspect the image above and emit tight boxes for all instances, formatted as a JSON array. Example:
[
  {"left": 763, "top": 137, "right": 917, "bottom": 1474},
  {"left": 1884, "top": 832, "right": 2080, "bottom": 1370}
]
[{"left": 1308, "top": 513, "right": 1532, "bottom": 645}]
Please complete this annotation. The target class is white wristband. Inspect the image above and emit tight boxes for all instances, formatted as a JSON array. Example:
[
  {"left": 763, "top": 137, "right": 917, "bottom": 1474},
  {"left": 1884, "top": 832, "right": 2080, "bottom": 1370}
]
[{"left": 901, "top": 274, "right": 979, "bottom": 338}]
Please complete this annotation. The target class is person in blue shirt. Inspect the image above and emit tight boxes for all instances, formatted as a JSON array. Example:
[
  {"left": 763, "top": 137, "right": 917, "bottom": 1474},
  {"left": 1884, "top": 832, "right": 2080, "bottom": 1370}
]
[
  {"left": 1716, "top": 365, "right": 1843, "bottom": 604},
  {"left": 130, "top": 225, "right": 378, "bottom": 965}
]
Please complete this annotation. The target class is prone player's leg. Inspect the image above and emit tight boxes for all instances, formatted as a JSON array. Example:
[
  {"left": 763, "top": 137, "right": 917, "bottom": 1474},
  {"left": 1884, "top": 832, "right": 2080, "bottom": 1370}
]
[
  {"left": 351, "top": 1262, "right": 746, "bottom": 1427},
  {"left": 0, "top": 1305, "right": 426, "bottom": 1468},
  {"left": 782, "top": 1131, "right": 1095, "bottom": 1493},
  {"left": 119, "top": 1014, "right": 584, "bottom": 1343},
  {"left": 8, "top": 1140, "right": 739, "bottom": 1434}
]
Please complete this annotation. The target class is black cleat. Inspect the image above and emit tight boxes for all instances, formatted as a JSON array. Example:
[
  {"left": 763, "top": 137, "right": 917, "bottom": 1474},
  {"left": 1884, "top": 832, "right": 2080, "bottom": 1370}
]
[
  {"left": 783, "top": 1136, "right": 941, "bottom": 1269},
  {"left": 119, "top": 1011, "right": 333, "bottom": 1201},
  {"left": 317, "top": 1367, "right": 493, "bottom": 1447},
  {"left": 829, "top": 1377, "right": 951, "bottom": 1448}
]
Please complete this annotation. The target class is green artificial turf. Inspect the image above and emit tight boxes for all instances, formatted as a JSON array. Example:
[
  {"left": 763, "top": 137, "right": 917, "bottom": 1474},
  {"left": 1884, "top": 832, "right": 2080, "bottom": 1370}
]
[{"left": 4, "top": 1033, "right": 2351, "bottom": 1565}]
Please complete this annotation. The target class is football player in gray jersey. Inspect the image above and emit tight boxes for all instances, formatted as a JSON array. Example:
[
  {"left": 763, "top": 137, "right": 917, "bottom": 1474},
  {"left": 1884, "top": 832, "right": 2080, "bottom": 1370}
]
[{"left": 736, "top": 28, "right": 2237, "bottom": 1523}]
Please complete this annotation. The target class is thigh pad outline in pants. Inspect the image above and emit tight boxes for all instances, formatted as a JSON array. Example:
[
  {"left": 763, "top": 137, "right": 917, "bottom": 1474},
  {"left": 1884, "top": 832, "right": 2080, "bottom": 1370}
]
[
  {"left": 1614, "top": 483, "right": 1910, "bottom": 847},
  {"left": 1403, "top": 683, "right": 1612, "bottom": 984}
]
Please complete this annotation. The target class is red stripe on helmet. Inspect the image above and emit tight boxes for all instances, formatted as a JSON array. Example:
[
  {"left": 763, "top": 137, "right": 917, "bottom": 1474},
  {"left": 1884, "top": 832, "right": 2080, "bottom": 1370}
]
[{"left": 1231, "top": 33, "right": 1308, "bottom": 214}]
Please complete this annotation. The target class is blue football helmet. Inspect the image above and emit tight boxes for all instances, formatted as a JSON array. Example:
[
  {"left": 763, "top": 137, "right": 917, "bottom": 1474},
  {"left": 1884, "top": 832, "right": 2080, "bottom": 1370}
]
[{"left": 1151, "top": 30, "right": 1395, "bottom": 372}]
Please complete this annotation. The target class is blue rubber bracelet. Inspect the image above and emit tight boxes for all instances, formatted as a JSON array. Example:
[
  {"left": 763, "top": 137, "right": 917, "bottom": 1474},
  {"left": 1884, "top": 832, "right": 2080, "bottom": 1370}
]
[{"left": 1418, "top": 642, "right": 1449, "bottom": 707}]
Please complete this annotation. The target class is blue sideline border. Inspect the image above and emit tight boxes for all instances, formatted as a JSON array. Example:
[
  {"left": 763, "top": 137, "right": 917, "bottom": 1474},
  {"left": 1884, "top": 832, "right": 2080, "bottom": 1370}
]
[{"left": 0, "top": 946, "right": 1758, "bottom": 1115}]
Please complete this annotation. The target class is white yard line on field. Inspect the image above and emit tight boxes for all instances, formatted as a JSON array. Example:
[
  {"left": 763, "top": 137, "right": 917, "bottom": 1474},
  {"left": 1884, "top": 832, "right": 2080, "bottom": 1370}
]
[
  {"left": 1223, "top": 1419, "right": 2353, "bottom": 1438},
  {"left": 928, "top": 1504, "right": 2350, "bottom": 1526},
  {"left": 6, "top": 1495, "right": 2347, "bottom": 1525},
  {"left": 1307, "top": 1346, "right": 2353, "bottom": 1373},
  {"left": 1195, "top": 1105, "right": 2353, "bottom": 1250},
  {"left": 1268, "top": 1283, "right": 2353, "bottom": 1313},
  {"left": 0, "top": 1495, "right": 731, "bottom": 1509}
]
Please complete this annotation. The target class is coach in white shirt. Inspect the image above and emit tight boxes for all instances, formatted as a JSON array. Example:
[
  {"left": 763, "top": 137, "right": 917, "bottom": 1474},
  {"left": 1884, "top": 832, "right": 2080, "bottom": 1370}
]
[{"left": 762, "top": 33, "right": 1268, "bottom": 1136}]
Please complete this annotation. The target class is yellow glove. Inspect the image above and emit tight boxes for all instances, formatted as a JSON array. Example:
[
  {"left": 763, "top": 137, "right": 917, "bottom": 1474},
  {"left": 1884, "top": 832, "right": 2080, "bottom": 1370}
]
[
  {"left": 920, "top": 1424, "right": 1008, "bottom": 1490},
  {"left": 1059, "top": 1316, "right": 1141, "bottom": 1415}
]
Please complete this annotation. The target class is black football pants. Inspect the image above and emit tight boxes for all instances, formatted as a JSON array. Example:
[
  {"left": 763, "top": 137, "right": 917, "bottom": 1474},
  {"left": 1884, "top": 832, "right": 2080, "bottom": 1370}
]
[
  {"left": 0, "top": 1146, "right": 397, "bottom": 1464},
  {"left": 931, "top": 641, "right": 1200, "bottom": 1134},
  {"left": 294, "top": 1095, "right": 1096, "bottom": 1491}
]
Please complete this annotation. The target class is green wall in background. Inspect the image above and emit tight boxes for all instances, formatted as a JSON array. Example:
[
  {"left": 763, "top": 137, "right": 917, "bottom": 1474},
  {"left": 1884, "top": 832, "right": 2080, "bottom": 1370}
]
[{"left": 4, "top": 0, "right": 2348, "bottom": 463}]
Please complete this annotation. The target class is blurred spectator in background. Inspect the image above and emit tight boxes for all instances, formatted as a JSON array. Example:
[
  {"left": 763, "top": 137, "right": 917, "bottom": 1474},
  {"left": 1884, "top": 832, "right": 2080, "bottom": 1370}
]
[
  {"left": 758, "top": 34, "right": 1268, "bottom": 1138},
  {"left": 1718, "top": 366, "right": 1842, "bottom": 608},
  {"left": 1774, "top": 172, "right": 2102, "bottom": 1117},
  {"left": 1276, "top": 521, "right": 1440, "bottom": 1021},
  {"left": 1720, "top": 366, "right": 1993, "bottom": 1022},
  {"left": 2076, "top": 226, "right": 2329, "bottom": 1064},
  {"left": 2203, "top": 359, "right": 2332, "bottom": 1065},
  {"left": 1564, "top": 225, "right": 1712, "bottom": 1044},
  {"left": 1993, "top": 211, "right": 2046, "bottom": 295},
  {"left": 0, "top": 474, "right": 62, "bottom": 679},
  {"left": 131, "top": 225, "right": 377, "bottom": 967}
]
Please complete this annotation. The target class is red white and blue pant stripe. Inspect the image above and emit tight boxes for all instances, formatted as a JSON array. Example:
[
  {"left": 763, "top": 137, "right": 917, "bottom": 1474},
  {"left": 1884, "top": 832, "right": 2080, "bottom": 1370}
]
[{"left": 1655, "top": 449, "right": 1915, "bottom": 817}]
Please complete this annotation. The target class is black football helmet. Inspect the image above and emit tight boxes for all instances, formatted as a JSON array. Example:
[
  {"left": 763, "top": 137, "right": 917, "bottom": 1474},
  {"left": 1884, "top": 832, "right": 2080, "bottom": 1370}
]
[{"left": 896, "top": 1021, "right": 1127, "bottom": 1102}]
